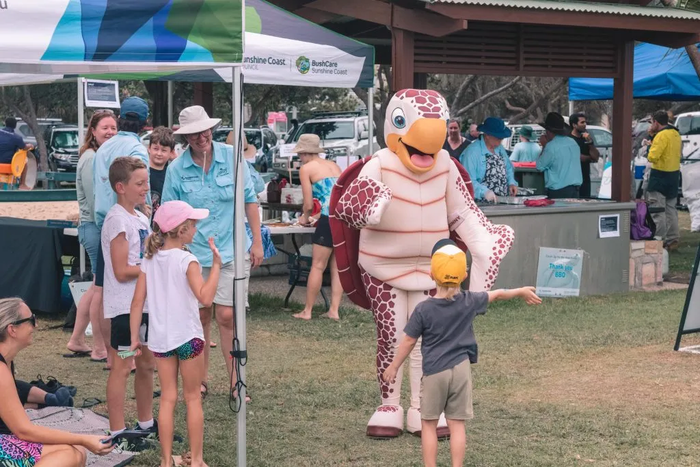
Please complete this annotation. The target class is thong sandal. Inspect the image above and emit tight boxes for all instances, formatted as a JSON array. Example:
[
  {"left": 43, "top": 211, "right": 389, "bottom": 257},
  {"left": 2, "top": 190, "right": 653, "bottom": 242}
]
[
  {"left": 200, "top": 382, "right": 208, "bottom": 400},
  {"left": 62, "top": 351, "right": 91, "bottom": 358}
]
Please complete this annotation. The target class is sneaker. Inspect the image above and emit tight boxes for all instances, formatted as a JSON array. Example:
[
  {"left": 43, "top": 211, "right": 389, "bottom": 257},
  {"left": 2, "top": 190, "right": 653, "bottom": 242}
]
[{"left": 111, "top": 430, "right": 157, "bottom": 453}]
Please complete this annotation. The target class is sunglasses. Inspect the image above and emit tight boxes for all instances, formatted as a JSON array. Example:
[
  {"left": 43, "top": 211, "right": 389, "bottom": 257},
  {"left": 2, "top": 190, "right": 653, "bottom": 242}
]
[
  {"left": 12, "top": 314, "right": 37, "bottom": 328},
  {"left": 187, "top": 129, "right": 212, "bottom": 140}
]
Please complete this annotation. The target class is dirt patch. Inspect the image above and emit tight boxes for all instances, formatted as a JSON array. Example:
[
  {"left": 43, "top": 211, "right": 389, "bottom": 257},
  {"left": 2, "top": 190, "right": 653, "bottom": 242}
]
[
  {"left": 0, "top": 201, "right": 79, "bottom": 221},
  {"left": 509, "top": 345, "right": 700, "bottom": 408}
]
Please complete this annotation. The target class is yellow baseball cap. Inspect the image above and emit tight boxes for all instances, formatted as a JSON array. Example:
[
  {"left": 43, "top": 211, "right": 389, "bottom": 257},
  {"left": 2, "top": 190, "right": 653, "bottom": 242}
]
[{"left": 430, "top": 239, "right": 467, "bottom": 287}]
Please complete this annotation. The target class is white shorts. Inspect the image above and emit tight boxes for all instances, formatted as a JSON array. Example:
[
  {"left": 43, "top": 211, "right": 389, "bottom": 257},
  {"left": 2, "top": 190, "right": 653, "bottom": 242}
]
[{"left": 201, "top": 261, "right": 234, "bottom": 307}]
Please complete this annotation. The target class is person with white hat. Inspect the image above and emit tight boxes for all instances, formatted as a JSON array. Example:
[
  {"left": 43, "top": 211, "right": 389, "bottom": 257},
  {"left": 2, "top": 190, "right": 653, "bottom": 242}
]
[
  {"left": 291, "top": 134, "right": 343, "bottom": 321},
  {"left": 162, "top": 106, "right": 263, "bottom": 401}
]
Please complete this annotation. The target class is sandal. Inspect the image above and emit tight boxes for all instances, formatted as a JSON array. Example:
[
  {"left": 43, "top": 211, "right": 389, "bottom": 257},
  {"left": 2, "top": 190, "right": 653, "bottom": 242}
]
[{"left": 200, "top": 382, "right": 208, "bottom": 400}]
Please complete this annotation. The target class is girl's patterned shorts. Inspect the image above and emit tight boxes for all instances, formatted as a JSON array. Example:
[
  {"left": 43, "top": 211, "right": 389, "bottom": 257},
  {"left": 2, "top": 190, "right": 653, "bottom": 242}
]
[
  {"left": 0, "top": 435, "right": 42, "bottom": 466},
  {"left": 153, "top": 338, "right": 205, "bottom": 360}
]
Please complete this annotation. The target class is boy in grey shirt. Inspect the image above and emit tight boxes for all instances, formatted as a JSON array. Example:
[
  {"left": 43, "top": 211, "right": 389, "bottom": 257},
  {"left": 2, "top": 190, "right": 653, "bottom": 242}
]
[{"left": 383, "top": 239, "right": 541, "bottom": 467}]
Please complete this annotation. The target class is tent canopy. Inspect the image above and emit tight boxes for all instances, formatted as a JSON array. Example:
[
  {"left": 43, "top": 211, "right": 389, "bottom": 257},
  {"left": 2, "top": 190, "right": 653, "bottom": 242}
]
[
  {"left": 0, "top": 0, "right": 374, "bottom": 89},
  {"left": 569, "top": 43, "right": 700, "bottom": 101},
  {"left": 0, "top": 0, "right": 242, "bottom": 74}
]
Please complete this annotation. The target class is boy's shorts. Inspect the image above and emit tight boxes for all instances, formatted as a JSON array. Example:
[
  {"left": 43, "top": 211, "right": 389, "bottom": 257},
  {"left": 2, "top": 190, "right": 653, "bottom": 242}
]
[
  {"left": 111, "top": 314, "right": 149, "bottom": 351},
  {"left": 420, "top": 358, "right": 473, "bottom": 421}
]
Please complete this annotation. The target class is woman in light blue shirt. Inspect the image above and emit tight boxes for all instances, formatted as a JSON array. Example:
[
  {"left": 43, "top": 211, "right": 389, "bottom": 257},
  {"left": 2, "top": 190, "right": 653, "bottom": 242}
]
[
  {"left": 460, "top": 117, "right": 518, "bottom": 202},
  {"left": 510, "top": 126, "right": 541, "bottom": 162},
  {"left": 536, "top": 113, "right": 582, "bottom": 199}
]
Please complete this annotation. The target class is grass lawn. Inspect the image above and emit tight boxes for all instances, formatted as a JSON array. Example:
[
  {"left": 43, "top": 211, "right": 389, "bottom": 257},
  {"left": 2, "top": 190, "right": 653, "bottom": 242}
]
[
  {"left": 667, "top": 211, "right": 700, "bottom": 281},
  {"left": 18, "top": 286, "right": 700, "bottom": 467}
]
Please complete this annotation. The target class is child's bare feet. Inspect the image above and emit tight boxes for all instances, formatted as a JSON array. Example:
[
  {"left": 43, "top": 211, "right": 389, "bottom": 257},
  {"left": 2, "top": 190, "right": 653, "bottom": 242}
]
[
  {"left": 320, "top": 312, "right": 340, "bottom": 321},
  {"left": 292, "top": 311, "right": 311, "bottom": 320}
]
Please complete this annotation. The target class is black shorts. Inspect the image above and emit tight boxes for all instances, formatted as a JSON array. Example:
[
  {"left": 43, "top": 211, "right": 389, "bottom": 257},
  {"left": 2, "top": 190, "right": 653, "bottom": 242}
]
[
  {"left": 95, "top": 237, "right": 105, "bottom": 287},
  {"left": 312, "top": 215, "right": 333, "bottom": 248},
  {"left": 110, "top": 314, "right": 149, "bottom": 351}
]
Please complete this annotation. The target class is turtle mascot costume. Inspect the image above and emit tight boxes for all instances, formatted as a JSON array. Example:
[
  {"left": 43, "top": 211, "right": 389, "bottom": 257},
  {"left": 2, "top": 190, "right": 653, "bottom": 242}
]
[{"left": 330, "top": 89, "right": 515, "bottom": 438}]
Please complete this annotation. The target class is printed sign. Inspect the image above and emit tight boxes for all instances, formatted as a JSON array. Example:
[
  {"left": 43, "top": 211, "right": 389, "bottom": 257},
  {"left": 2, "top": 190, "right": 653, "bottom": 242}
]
[
  {"left": 68, "top": 281, "right": 92, "bottom": 306},
  {"left": 84, "top": 79, "right": 120, "bottom": 109},
  {"left": 536, "top": 247, "right": 584, "bottom": 297},
  {"left": 599, "top": 214, "right": 620, "bottom": 238}
]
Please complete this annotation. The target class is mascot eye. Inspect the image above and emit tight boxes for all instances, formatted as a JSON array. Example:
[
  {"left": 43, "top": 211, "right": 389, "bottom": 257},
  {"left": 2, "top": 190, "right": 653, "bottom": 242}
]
[{"left": 391, "top": 108, "right": 406, "bottom": 129}]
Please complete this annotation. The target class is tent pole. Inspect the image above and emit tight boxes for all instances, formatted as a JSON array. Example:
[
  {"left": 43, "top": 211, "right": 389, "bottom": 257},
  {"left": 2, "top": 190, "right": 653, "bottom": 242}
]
[
  {"left": 568, "top": 100, "right": 574, "bottom": 116},
  {"left": 77, "top": 78, "right": 86, "bottom": 275},
  {"left": 167, "top": 81, "right": 174, "bottom": 128},
  {"left": 368, "top": 86, "right": 374, "bottom": 156},
  {"left": 232, "top": 65, "right": 247, "bottom": 467}
]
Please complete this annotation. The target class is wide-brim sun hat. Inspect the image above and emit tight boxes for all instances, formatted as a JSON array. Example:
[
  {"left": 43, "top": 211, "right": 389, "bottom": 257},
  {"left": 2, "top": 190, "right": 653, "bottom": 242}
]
[
  {"left": 154, "top": 200, "right": 209, "bottom": 233},
  {"left": 293, "top": 134, "right": 324, "bottom": 154},
  {"left": 539, "top": 112, "right": 568, "bottom": 135},
  {"left": 174, "top": 105, "right": 221, "bottom": 135},
  {"left": 477, "top": 117, "right": 512, "bottom": 140},
  {"left": 519, "top": 125, "right": 535, "bottom": 140}
]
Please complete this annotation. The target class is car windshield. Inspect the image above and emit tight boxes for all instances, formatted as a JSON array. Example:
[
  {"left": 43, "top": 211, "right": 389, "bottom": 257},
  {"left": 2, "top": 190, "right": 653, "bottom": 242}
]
[
  {"left": 589, "top": 128, "right": 612, "bottom": 147},
  {"left": 677, "top": 116, "right": 700, "bottom": 136},
  {"left": 294, "top": 122, "right": 354, "bottom": 141},
  {"left": 53, "top": 131, "right": 79, "bottom": 149}
]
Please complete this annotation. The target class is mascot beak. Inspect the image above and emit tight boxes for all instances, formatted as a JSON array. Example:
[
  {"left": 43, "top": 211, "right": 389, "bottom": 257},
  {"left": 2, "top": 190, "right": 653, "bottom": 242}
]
[{"left": 388, "top": 118, "right": 446, "bottom": 174}]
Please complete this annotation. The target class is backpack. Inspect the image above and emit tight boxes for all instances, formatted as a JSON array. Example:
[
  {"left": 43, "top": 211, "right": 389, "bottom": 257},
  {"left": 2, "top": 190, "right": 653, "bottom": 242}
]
[{"left": 630, "top": 201, "right": 656, "bottom": 240}]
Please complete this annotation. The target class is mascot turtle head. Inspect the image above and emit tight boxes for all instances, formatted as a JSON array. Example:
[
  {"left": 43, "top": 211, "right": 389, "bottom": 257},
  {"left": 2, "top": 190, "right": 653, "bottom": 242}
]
[{"left": 384, "top": 89, "right": 449, "bottom": 174}]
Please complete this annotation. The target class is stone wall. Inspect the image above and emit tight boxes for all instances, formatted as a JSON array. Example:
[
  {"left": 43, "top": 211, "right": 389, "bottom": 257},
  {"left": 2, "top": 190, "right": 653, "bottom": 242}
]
[{"left": 629, "top": 240, "right": 664, "bottom": 290}]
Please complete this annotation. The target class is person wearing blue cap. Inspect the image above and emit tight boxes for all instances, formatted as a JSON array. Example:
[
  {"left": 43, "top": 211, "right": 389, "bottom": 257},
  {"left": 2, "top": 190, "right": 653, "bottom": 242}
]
[
  {"left": 509, "top": 126, "right": 541, "bottom": 163},
  {"left": 460, "top": 117, "right": 518, "bottom": 202}
]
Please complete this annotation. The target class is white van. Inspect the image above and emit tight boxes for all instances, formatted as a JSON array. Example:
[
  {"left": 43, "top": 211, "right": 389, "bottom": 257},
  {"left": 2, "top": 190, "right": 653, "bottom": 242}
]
[{"left": 675, "top": 111, "right": 700, "bottom": 160}]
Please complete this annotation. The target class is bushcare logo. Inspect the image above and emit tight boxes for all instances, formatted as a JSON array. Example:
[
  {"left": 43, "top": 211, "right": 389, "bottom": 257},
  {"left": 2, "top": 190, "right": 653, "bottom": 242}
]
[{"left": 296, "top": 56, "right": 310, "bottom": 74}]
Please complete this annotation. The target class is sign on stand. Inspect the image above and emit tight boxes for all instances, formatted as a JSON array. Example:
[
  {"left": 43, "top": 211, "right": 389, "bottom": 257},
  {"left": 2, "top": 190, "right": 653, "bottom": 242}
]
[
  {"left": 535, "top": 247, "right": 584, "bottom": 297},
  {"left": 674, "top": 244, "right": 700, "bottom": 352},
  {"left": 84, "top": 79, "right": 120, "bottom": 109}
]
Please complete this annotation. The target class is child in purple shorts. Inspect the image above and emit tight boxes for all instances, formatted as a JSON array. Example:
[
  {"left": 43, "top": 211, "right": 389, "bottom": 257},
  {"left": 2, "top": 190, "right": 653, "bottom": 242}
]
[{"left": 129, "top": 200, "right": 221, "bottom": 467}]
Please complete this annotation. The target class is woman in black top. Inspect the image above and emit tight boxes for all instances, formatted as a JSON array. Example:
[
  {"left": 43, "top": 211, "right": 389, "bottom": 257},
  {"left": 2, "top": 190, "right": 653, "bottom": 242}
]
[
  {"left": 0, "top": 298, "right": 113, "bottom": 466},
  {"left": 442, "top": 119, "right": 470, "bottom": 159}
]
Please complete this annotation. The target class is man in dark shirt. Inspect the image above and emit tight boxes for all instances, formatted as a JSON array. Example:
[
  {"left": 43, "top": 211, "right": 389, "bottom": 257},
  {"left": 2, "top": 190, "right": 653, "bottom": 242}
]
[
  {"left": 147, "top": 126, "right": 175, "bottom": 220},
  {"left": 569, "top": 113, "right": 600, "bottom": 198},
  {"left": 0, "top": 118, "right": 28, "bottom": 164}
]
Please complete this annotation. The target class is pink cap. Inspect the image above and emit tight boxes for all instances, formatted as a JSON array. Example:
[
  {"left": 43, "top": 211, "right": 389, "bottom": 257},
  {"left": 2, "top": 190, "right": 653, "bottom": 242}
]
[{"left": 154, "top": 200, "right": 209, "bottom": 233}]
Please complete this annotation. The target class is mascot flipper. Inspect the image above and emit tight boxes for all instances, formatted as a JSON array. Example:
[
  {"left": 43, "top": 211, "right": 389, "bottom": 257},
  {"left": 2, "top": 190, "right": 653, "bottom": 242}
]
[{"left": 330, "top": 89, "right": 514, "bottom": 438}]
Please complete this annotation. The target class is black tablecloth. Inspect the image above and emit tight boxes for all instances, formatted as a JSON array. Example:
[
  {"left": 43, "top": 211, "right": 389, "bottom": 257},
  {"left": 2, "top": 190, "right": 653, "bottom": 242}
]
[{"left": 0, "top": 217, "right": 77, "bottom": 313}]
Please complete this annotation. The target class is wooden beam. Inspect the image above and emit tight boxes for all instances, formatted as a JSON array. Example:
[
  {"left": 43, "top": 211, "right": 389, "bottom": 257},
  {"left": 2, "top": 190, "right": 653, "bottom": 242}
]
[
  {"left": 426, "top": 3, "right": 700, "bottom": 34},
  {"left": 392, "top": 5, "right": 468, "bottom": 37},
  {"left": 294, "top": 7, "right": 339, "bottom": 24},
  {"left": 611, "top": 40, "right": 634, "bottom": 203},
  {"left": 632, "top": 32, "right": 700, "bottom": 48},
  {"left": 304, "top": 0, "right": 467, "bottom": 37},
  {"left": 392, "top": 28, "right": 415, "bottom": 91}
]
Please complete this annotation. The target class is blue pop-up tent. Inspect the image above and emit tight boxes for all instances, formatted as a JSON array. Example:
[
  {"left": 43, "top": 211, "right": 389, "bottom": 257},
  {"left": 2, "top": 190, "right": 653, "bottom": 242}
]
[{"left": 569, "top": 43, "right": 700, "bottom": 101}]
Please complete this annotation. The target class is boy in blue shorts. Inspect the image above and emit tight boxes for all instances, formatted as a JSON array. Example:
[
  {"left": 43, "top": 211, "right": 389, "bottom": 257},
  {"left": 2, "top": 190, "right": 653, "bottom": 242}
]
[{"left": 383, "top": 239, "right": 541, "bottom": 467}]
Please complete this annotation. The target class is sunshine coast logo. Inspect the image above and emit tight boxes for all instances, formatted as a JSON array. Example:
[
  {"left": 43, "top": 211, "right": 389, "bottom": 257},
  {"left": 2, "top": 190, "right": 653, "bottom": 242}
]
[{"left": 296, "top": 56, "right": 310, "bottom": 75}]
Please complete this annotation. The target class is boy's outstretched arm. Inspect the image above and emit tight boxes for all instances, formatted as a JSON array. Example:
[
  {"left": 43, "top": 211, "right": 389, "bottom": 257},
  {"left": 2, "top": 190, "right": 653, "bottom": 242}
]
[
  {"left": 382, "top": 335, "right": 418, "bottom": 384},
  {"left": 488, "top": 286, "right": 542, "bottom": 305}
]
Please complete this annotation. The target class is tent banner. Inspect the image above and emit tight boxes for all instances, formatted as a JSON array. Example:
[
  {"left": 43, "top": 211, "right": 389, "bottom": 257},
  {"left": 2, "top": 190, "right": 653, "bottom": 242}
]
[{"left": 0, "top": 0, "right": 243, "bottom": 74}]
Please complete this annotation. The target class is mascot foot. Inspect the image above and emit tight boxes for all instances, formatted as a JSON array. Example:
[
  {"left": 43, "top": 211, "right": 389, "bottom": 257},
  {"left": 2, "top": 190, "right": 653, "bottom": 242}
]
[
  {"left": 366, "top": 405, "right": 404, "bottom": 438},
  {"left": 406, "top": 408, "right": 450, "bottom": 439}
]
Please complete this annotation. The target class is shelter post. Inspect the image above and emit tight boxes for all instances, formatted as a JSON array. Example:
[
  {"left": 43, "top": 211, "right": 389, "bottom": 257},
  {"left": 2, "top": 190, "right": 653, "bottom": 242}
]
[
  {"left": 368, "top": 86, "right": 374, "bottom": 155},
  {"left": 391, "top": 28, "right": 414, "bottom": 90},
  {"left": 611, "top": 40, "right": 634, "bottom": 202},
  {"left": 232, "top": 66, "right": 247, "bottom": 467},
  {"left": 77, "top": 77, "right": 86, "bottom": 274},
  {"left": 167, "top": 81, "right": 173, "bottom": 128}
]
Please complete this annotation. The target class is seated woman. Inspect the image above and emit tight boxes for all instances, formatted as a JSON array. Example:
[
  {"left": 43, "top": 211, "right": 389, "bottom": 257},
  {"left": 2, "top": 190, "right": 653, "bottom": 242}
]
[
  {"left": 509, "top": 126, "right": 541, "bottom": 163},
  {"left": 0, "top": 298, "right": 113, "bottom": 466},
  {"left": 460, "top": 117, "right": 518, "bottom": 202},
  {"left": 292, "top": 134, "right": 343, "bottom": 321}
]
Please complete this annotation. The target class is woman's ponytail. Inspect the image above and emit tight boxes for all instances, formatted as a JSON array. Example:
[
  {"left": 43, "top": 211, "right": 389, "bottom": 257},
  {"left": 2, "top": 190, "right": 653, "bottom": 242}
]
[{"left": 144, "top": 223, "right": 166, "bottom": 259}]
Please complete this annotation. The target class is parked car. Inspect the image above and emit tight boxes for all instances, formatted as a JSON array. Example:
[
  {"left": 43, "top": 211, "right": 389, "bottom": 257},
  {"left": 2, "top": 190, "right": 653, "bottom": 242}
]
[
  {"left": 212, "top": 125, "right": 280, "bottom": 173},
  {"left": 44, "top": 124, "right": 80, "bottom": 172},
  {"left": 14, "top": 118, "right": 62, "bottom": 147},
  {"left": 272, "top": 111, "right": 379, "bottom": 179},
  {"left": 676, "top": 111, "right": 700, "bottom": 161}
]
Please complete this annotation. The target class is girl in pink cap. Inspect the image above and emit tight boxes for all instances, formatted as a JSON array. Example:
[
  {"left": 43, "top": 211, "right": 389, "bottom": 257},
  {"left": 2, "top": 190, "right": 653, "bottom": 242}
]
[{"left": 129, "top": 200, "right": 219, "bottom": 467}]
